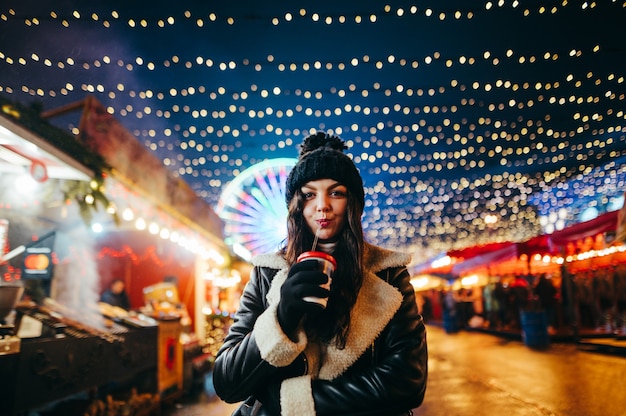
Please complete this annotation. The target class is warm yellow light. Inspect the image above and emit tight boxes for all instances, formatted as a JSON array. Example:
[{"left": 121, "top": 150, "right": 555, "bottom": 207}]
[{"left": 135, "top": 218, "right": 146, "bottom": 230}]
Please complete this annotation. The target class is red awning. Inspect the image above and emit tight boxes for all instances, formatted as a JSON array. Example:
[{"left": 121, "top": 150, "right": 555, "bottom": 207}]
[
  {"left": 421, "top": 212, "right": 619, "bottom": 276},
  {"left": 449, "top": 235, "right": 553, "bottom": 275},
  {"left": 451, "top": 243, "right": 519, "bottom": 275},
  {"left": 517, "top": 234, "right": 552, "bottom": 256},
  {"left": 447, "top": 241, "right": 515, "bottom": 260},
  {"left": 548, "top": 210, "right": 618, "bottom": 247}
]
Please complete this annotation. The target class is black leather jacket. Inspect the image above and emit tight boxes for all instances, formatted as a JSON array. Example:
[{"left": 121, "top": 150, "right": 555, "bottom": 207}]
[{"left": 213, "top": 244, "right": 428, "bottom": 416}]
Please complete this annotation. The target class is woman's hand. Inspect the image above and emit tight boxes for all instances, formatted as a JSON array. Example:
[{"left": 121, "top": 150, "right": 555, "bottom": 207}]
[{"left": 278, "top": 260, "right": 330, "bottom": 335}]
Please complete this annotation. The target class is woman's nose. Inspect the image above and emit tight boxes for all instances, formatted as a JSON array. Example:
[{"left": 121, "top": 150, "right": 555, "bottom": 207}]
[{"left": 316, "top": 194, "right": 330, "bottom": 211}]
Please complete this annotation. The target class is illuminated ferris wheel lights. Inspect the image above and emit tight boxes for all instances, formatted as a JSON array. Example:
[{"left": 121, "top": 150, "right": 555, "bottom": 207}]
[
  {"left": 226, "top": 218, "right": 286, "bottom": 239},
  {"left": 217, "top": 158, "right": 296, "bottom": 258},
  {"left": 219, "top": 211, "right": 246, "bottom": 222},
  {"left": 232, "top": 243, "right": 252, "bottom": 261},
  {"left": 215, "top": 158, "right": 296, "bottom": 212},
  {"left": 251, "top": 188, "right": 273, "bottom": 209},
  {"left": 230, "top": 227, "right": 282, "bottom": 249},
  {"left": 242, "top": 193, "right": 271, "bottom": 216}
]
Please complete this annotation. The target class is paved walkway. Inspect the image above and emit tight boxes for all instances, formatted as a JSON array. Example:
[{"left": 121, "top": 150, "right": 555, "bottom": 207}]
[{"left": 164, "top": 325, "right": 626, "bottom": 416}]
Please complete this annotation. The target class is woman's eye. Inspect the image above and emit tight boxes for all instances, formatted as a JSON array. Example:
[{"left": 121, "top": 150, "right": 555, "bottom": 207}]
[
  {"left": 303, "top": 192, "right": 315, "bottom": 199},
  {"left": 331, "top": 190, "right": 347, "bottom": 197}
]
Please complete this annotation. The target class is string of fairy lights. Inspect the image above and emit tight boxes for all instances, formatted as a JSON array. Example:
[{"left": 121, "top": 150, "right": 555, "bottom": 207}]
[
  {"left": 0, "top": 1, "right": 625, "bottom": 261},
  {"left": 2, "top": 47, "right": 619, "bottom": 117},
  {"left": 0, "top": 42, "right": 605, "bottom": 75},
  {"left": 0, "top": 2, "right": 607, "bottom": 27},
  {"left": 4, "top": 56, "right": 620, "bottom": 179}
]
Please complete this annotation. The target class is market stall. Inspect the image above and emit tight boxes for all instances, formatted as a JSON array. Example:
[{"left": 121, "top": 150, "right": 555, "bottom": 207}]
[
  {"left": 415, "top": 208, "right": 626, "bottom": 342},
  {"left": 0, "top": 97, "right": 233, "bottom": 415},
  {"left": 547, "top": 210, "right": 624, "bottom": 272}
]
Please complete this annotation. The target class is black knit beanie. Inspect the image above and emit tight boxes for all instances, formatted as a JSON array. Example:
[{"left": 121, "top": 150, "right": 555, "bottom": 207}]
[{"left": 285, "top": 132, "right": 364, "bottom": 209}]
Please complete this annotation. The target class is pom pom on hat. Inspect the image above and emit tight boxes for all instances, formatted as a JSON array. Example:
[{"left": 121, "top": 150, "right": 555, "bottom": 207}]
[
  {"left": 297, "top": 133, "right": 348, "bottom": 156},
  {"left": 285, "top": 132, "right": 364, "bottom": 208}
]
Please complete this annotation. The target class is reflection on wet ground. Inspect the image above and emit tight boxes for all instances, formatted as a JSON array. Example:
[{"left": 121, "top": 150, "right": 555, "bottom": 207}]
[
  {"left": 165, "top": 325, "right": 625, "bottom": 416},
  {"left": 415, "top": 326, "right": 625, "bottom": 416}
]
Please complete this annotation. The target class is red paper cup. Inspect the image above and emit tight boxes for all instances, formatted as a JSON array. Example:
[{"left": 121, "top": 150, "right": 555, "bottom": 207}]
[{"left": 296, "top": 251, "right": 336, "bottom": 307}]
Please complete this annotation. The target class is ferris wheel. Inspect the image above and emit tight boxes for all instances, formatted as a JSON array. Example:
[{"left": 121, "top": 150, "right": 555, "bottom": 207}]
[{"left": 216, "top": 158, "right": 297, "bottom": 260}]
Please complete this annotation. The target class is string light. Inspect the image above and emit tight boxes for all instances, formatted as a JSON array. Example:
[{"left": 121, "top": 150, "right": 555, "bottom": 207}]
[
  {"left": 0, "top": 3, "right": 595, "bottom": 28},
  {"left": 0, "top": 2, "right": 624, "bottom": 263}
]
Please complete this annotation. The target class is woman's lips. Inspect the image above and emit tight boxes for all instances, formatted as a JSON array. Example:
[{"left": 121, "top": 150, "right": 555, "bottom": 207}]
[{"left": 317, "top": 219, "right": 330, "bottom": 228}]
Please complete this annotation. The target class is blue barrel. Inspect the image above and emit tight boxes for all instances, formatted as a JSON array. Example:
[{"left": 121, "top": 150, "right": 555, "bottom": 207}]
[
  {"left": 521, "top": 310, "right": 550, "bottom": 348},
  {"left": 443, "top": 310, "right": 459, "bottom": 334}
]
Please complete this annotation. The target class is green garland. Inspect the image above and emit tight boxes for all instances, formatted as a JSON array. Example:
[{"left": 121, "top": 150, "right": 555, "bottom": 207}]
[{"left": 1, "top": 95, "right": 118, "bottom": 225}]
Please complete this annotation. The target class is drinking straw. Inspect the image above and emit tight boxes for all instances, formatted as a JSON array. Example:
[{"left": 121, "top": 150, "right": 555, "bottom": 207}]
[{"left": 312, "top": 227, "right": 320, "bottom": 251}]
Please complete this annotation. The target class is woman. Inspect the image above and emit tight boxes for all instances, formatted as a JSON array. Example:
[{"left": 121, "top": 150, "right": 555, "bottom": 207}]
[{"left": 213, "top": 132, "right": 428, "bottom": 416}]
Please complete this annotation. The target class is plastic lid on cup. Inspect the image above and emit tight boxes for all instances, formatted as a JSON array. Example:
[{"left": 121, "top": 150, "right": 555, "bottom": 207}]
[{"left": 297, "top": 251, "right": 337, "bottom": 268}]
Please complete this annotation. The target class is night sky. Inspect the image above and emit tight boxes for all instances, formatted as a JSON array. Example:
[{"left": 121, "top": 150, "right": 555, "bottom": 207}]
[{"left": 1, "top": 1, "right": 625, "bottom": 261}]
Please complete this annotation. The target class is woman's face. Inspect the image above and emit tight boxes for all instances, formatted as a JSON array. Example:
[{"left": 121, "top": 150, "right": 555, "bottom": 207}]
[{"left": 301, "top": 179, "right": 348, "bottom": 243}]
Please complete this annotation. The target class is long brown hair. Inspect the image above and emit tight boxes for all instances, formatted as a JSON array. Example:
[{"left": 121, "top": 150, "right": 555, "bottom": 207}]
[{"left": 283, "top": 186, "right": 365, "bottom": 348}]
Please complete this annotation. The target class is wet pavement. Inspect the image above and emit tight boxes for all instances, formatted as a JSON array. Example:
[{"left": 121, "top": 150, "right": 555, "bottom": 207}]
[{"left": 164, "top": 325, "right": 626, "bottom": 416}]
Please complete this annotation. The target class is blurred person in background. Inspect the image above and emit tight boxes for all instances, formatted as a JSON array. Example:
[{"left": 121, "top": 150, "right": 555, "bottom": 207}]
[{"left": 100, "top": 278, "right": 130, "bottom": 311}]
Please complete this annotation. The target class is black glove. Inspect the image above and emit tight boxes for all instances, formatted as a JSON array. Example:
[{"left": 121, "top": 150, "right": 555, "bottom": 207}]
[{"left": 278, "top": 260, "right": 330, "bottom": 335}]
